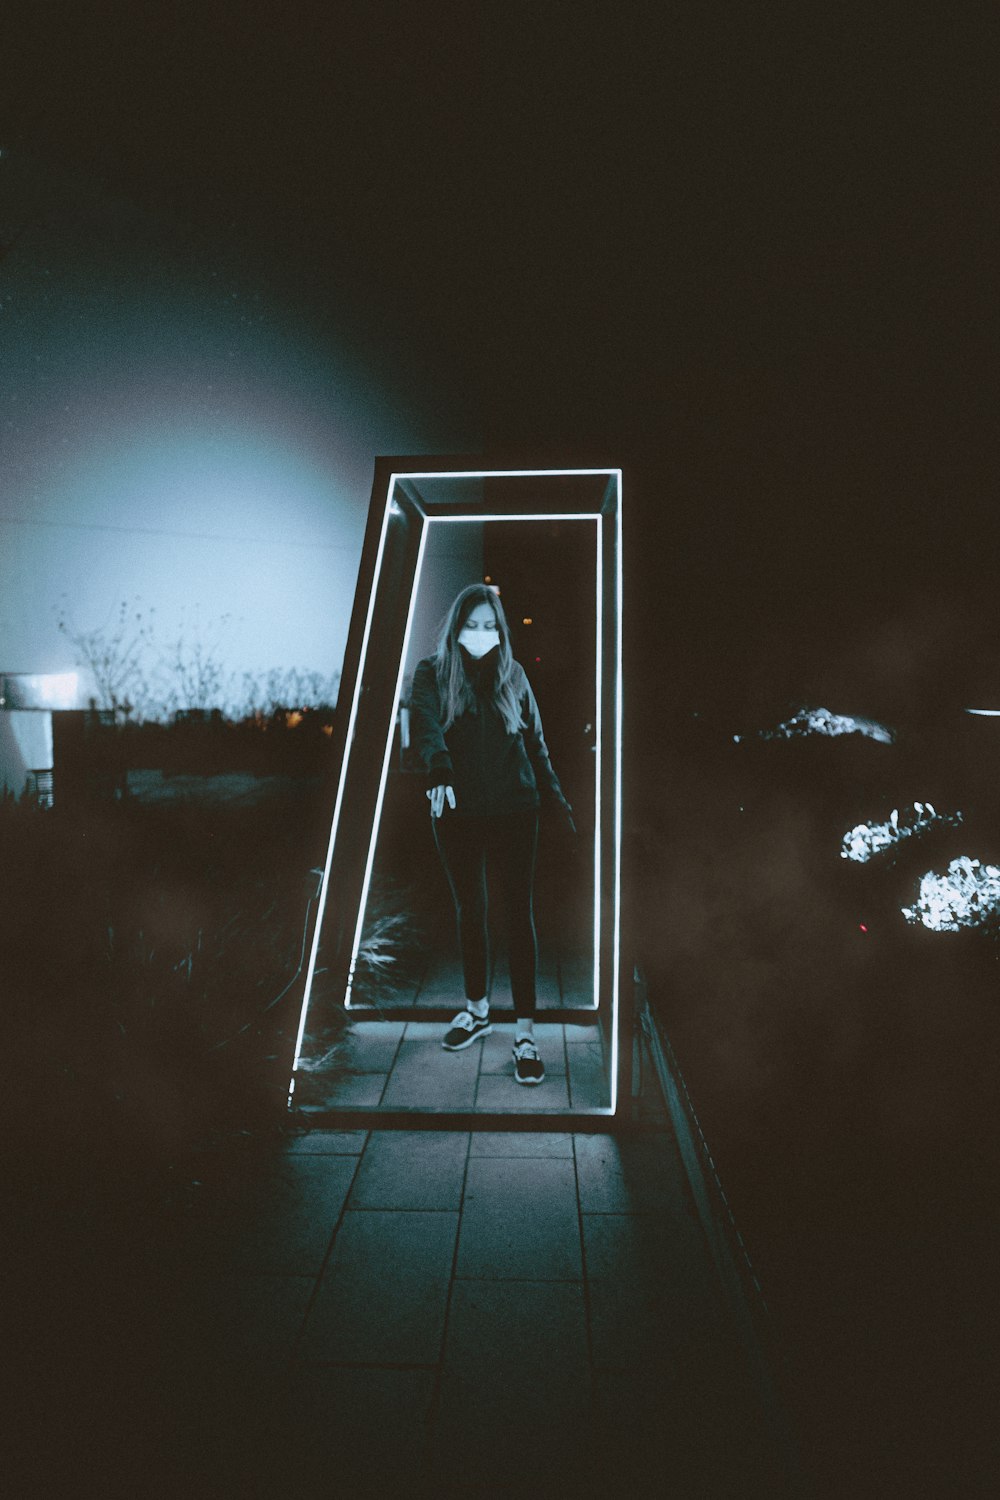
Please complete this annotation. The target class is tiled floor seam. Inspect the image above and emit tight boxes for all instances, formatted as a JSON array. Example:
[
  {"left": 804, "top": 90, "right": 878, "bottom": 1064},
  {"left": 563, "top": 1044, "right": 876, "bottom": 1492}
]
[
  {"left": 418, "top": 1128, "right": 475, "bottom": 1488},
  {"left": 571, "top": 1133, "right": 600, "bottom": 1443},
  {"left": 371, "top": 1021, "right": 408, "bottom": 1105},
  {"left": 472, "top": 1015, "right": 485, "bottom": 1108},
  {"left": 450, "top": 1273, "right": 583, "bottom": 1283},
  {"left": 341, "top": 1205, "right": 462, "bottom": 1214},
  {"left": 290, "top": 1359, "right": 439, "bottom": 1371},
  {"left": 387, "top": 1023, "right": 407, "bottom": 1077},
  {"left": 284, "top": 1131, "right": 371, "bottom": 1366}
]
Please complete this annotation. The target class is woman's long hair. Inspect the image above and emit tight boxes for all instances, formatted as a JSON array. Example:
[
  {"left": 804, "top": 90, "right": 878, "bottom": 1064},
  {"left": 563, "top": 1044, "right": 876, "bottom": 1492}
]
[{"left": 432, "top": 583, "right": 524, "bottom": 735}]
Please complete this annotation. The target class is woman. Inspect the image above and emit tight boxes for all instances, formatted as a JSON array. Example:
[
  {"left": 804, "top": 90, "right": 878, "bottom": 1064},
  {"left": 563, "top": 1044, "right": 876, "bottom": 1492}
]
[{"left": 408, "top": 582, "right": 576, "bottom": 1085}]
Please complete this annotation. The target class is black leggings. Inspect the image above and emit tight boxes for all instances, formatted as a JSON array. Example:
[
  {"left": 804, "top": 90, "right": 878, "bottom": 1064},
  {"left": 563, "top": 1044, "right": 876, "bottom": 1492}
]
[{"left": 432, "top": 806, "right": 540, "bottom": 1020}]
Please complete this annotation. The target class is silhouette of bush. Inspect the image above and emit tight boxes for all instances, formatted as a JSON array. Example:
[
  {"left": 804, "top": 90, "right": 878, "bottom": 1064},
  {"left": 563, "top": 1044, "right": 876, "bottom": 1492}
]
[{"left": 1, "top": 782, "right": 335, "bottom": 1203}]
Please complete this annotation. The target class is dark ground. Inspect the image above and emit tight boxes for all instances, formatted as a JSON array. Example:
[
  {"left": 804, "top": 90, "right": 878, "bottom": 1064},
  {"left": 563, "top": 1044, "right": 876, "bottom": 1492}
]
[
  {"left": 5, "top": 716, "right": 1000, "bottom": 1496},
  {"left": 635, "top": 723, "right": 1000, "bottom": 1497}
]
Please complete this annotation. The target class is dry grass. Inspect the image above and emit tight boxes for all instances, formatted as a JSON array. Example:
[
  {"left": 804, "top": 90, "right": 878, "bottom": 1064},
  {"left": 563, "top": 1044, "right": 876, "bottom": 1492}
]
[{"left": 1, "top": 784, "right": 328, "bottom": 1204}]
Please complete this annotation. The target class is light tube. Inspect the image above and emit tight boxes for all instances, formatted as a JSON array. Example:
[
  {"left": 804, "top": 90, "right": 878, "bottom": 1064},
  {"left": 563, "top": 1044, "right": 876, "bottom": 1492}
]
[
  {"left": 289, "top": 466, "right": 622, "bottom": 1116},
  {"left": 289, "top": 478, "right": 400, "bottom": 1076}
]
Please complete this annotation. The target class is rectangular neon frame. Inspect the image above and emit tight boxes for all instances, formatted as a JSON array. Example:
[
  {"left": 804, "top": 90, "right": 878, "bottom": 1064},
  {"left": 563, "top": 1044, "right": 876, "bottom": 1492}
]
[{"left": 289, "top": 466, "right": 623, "bottom": 1116}]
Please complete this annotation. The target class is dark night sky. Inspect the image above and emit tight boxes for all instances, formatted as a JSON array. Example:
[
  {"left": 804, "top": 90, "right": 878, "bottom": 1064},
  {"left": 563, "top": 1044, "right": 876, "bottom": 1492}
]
[{"left": 2, "top": 3, "right": 998, "bottom": 720}]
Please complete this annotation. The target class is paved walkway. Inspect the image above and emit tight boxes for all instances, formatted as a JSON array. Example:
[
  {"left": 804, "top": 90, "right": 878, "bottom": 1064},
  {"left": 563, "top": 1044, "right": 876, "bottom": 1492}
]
[
  {"left": 146, "top": 1118, "right": 788, "bottom": 1497},
  {"left": 350, "top": 930, "right": 593, "bottom": 1011},
  {"left": 19, "top": 1013, "right": 789, "bottom": 1495},
  {"left": 294, "top": 1019, "right": 609, "bottom": 1112}
]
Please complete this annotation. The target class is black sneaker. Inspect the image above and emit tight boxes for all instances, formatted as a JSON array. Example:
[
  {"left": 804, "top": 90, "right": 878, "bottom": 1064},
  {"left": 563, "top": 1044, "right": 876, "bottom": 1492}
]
[
  {"left": 442, "top": 1008, "right": 492, "bottom": 1051},
  {"left": 513, "top": 1036, "right": 545, "bottom": 1085}
]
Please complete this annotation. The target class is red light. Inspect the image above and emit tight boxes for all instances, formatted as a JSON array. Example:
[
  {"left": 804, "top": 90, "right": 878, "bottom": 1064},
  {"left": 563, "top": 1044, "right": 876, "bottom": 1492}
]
[
  {"left": 859, "top": 924, "right": 868, "bottom": 933},
  {"left": 534, "top": 656, "right": 541, "bottom": 662}
]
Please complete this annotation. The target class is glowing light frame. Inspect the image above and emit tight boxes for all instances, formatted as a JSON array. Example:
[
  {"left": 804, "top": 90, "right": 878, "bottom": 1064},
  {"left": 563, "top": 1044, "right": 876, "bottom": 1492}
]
[{"left": 289, "top": 467, "right": 623, "bottom": 1116}]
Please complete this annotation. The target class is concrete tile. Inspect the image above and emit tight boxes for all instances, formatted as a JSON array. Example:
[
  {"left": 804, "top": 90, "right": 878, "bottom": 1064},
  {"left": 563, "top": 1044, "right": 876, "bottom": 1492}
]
[
  {"left": 432, "top": 1280, "right": 595, "bottom": 1487},
  {"left": 414, "top": 981, "right": 465, "bottom": 1005},
  {"left": 479, "top": 1023, "right": 566, "bottom": 1074},
  {"left": 404, "top": 1020, "right": 449, "bottom": 1040},
  {"left": 194, "top": 1155, "right": 359, "bottom": 1275},
  {"left": 536, "top": 977, "right": 564, "bottom": 1008},
  {"left": 381, "top": 1038, "right": 479, "bottom": 1108},
  {"left": 455, "top": 1156, "right": 581, "bottom": 1280},
  {"left": 444, "top": 1277, "right": 591, "bottom": 1378},
  {"left": 567, "top": 1041, "right": 610, "bottom": 1109},
  {"left": 288, "top": 1070, "right": 338, "bottom": 1107},
  {"left": 582, "top": 1205, "right": 709, "bottom": 1285},
  {"left": 474, "top": 1072, "right": 571, "bottom": 1112},
  {"left": 280, "top": 1365, "right": 435, "bottom": 1495},
  {"left": 415, "top": 957, "right": 466, "bottom": 1005},
  {"left": 305, "top": 1072, "right": 388, "bottom": 1107},
  {"left": 587, "top": 1280, "right": 732, "bottom": 1383},
  {"left": 490, "top": 970, "right": 562, "bottom": 1009},
  {"left": 299, "top": 1210, "right": 458, "bottom": 1363},
  {"left": 583, "top": 1212, "right": 725, "bottom": 1372},
  {"left": 574, "top": 1132, "right": 689, "bottom": 1214},
  {"left": 470, "top": 1131, "right": 574, "bottom": 1157},
  {"left": 564, "top": 1025, "right": 602, "bottom": 1045},
  {"left": 285, "top": 1131, "right": 368, "bottom": 1154},
  {"left": 560, "top": 958, "right": 596, "bottom": 1000},
  {"left": 338, "top": 1020, "right": 406, "bottom": 1072},
  {"left": 348, "top": 1131, "right": 468, "bottom": 1210}
]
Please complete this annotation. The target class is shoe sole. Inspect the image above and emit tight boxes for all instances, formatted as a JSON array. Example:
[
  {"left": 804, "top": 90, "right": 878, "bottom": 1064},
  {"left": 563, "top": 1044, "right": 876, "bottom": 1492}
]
[
  {"left": 514, "top": 1071, "right": 545, "bottom": 1085},
  {"left": 442, "top": 1024, "right": 492, "bottom": 1052}
]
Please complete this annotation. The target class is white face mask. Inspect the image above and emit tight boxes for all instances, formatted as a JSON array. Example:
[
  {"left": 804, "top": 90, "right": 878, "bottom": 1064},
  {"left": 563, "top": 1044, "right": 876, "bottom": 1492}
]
[{"left": 458, "top": 626, "right": 500, "bottom": 659}]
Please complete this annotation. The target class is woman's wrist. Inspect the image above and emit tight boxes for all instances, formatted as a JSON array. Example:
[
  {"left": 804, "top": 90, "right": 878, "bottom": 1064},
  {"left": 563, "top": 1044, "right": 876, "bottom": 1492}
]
[{"left": 426, "top": 760, "right": 454, "bottom": 792}]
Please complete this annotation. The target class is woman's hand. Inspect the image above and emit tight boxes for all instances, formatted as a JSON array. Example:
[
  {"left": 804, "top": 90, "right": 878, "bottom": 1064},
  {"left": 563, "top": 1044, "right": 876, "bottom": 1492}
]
[{"left": 426, "top": 784, "right": 456, "bottom": 819}]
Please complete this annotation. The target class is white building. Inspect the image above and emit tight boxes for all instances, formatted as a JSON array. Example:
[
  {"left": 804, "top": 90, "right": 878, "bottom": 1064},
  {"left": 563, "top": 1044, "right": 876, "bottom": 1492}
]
[{"left": 0, "top": 672, "right": 83, "bottom": 804}]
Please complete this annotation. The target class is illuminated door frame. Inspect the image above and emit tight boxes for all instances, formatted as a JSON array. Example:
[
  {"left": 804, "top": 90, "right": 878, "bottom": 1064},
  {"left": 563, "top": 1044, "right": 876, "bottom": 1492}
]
[{"left": 289, "top": 462, "right": 624, "bottom": 1117}]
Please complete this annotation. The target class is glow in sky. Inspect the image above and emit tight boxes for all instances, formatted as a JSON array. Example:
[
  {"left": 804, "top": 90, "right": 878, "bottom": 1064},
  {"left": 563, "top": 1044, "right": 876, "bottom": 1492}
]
[{"left": 0, "top": 151, "right": 477, "bottom": 701}]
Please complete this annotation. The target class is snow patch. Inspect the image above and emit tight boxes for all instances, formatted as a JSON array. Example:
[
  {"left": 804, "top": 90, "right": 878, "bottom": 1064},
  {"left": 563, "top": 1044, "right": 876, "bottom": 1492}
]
[
  {"left": 734, "top": 707, "right": 894, "bottom": 745},
  {"left": 841, "top": 803, "right": 962, "bottom": 863},
  {"left": 901, "top": 856, "right": 1000, "bottom": 931}
]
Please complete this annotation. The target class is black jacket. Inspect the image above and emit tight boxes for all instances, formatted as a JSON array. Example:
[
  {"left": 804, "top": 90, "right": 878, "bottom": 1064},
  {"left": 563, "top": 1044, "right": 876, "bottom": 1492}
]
[{"left": 409, "top": 648, "right": 573, "bottom": 820}]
